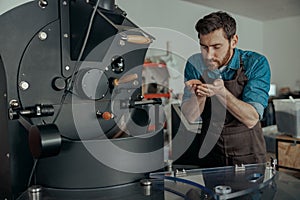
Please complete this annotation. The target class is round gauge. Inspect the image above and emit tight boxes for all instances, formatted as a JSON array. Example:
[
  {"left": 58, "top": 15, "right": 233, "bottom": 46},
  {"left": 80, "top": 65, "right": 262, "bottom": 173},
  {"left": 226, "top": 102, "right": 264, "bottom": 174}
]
[{"left": 75, "top": 68, "right": 109, "bottom": 100}]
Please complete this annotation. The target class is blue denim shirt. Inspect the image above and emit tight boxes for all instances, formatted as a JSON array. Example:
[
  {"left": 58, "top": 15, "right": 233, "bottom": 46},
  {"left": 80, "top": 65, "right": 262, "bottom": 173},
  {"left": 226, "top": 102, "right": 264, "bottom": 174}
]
[{"left": 183, "top": 48, "right": 271, "bottom": 119}]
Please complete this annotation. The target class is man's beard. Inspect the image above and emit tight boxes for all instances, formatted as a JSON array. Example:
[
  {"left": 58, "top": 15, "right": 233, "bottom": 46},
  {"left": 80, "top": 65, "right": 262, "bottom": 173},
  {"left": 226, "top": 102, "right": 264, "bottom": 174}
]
[{"left": 205, "top": 47, "right": 232, "bottom": 70}]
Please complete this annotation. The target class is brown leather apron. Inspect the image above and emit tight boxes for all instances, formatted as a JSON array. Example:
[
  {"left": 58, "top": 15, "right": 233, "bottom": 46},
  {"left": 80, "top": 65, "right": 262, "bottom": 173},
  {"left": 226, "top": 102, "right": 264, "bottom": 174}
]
[{"left": 199, "top": 58, "right": 267, "bottom": 167}]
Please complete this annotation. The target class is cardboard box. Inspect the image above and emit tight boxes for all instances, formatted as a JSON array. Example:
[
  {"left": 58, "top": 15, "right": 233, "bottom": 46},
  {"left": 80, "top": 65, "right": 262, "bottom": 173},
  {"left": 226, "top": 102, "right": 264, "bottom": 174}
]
[
  {"left": 273, "top": 99, "right": 300, "bottom": 138},
  {"left": 276, "top": 135, "right": 300, "bottom": 170}
]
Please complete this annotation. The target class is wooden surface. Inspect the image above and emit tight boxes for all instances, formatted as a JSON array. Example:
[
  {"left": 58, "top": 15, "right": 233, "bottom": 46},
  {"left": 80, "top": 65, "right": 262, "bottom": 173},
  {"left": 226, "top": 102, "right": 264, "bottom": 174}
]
[
  {"left": 277, "top": 135, "right": 300, "bottom": 142},
  {"left": 277, "top": 135, "right": 300, "bottom": 170}
]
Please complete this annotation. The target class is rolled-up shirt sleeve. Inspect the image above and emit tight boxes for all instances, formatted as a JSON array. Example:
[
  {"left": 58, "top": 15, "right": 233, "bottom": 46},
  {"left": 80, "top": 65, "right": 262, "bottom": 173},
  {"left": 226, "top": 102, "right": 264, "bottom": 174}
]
[
  {"left": 248, "top": 101, "right": 265, "bottom": 120},
  {"left": 242, "top": 55, "right": 271, "bottom": 120}
]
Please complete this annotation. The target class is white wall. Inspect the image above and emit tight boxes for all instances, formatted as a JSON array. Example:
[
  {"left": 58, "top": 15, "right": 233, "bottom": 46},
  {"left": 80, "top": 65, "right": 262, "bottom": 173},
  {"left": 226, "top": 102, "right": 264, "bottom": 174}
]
[
  {"left": 117, "top": 0, "right": 264, "bottom": 96},
  {"left": 117, "top": 0, "right": 263, "bottom": 51},
  {"left": 263, "top": 16, "right": 300, "bottom": 92}
]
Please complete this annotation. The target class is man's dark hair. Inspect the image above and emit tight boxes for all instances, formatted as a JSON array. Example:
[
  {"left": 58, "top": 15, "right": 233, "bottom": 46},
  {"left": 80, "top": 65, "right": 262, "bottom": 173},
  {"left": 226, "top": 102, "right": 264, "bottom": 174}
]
[{"left": 195, "top": 11, "right": 236, "bottom": 40}]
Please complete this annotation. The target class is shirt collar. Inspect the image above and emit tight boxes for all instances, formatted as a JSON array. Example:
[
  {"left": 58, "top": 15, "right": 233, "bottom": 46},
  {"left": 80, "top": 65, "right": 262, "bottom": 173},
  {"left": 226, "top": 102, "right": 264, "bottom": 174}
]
[
  {"left": 226, "top": 48, "right": 240, "bottom": 70},
  {"left": 219, "top": 65, "right": 227, "bottom": 72}
]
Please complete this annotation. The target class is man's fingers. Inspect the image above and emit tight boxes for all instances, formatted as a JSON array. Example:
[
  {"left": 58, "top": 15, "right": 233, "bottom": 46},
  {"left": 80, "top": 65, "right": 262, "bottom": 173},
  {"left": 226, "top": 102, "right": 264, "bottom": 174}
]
[
  {"left": 196, "top": 90, "right": 208, "bottom": 96},
  {"left": 185, "top": 80, "right": 218, "bottom": 97},
  {"left": 197, "top": 84, "right": 209, "bottom": 92},
  {"left": 195, "top": 84, "right": 216, "bottom": 97},
  {"left": 185, "top": 79, "right": 202, "bottom": 86},
  {"left": 195, "top": 85, "right": 209, "bottom": 96}
]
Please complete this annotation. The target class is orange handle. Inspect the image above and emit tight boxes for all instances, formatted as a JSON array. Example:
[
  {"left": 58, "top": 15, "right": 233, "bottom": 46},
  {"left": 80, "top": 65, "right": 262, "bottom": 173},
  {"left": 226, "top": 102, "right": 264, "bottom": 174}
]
[
  {"left": 126, "top": 35, "right": 152, "bottom": 44},
  {"left": 113, "top": 73, "right": 138, "bottom": 86}
]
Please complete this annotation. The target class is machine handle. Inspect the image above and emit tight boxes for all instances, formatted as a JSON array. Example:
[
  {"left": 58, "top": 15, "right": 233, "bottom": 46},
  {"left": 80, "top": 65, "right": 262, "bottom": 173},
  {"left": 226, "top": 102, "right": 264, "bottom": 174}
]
[
  {"left": 126, "top": 35, "right": 152, "bottom": 44},
  {"left": 113, "top": 73, "right": 138, "bottom": 86},
  {"left": 131, "top": 99, "right": 162, "bottom": 107}
]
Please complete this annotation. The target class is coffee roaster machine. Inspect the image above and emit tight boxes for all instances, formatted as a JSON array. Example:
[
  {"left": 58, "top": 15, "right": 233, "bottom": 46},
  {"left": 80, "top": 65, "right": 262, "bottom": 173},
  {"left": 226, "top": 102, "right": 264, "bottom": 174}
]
[{"left": 0, "top": 0, "right": 166, "bottom": 199}]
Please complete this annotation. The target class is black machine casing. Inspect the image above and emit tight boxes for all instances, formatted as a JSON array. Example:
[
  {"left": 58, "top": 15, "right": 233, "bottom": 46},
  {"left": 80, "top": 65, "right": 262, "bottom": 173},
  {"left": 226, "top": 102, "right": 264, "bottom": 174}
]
[{"left": 0, "top": 1, "right": 164, "bottom": 199}]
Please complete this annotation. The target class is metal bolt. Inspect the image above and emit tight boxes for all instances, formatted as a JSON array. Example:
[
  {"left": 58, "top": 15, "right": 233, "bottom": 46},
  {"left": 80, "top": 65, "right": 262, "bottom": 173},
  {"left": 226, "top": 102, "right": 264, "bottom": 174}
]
[
  {"left": 63, "top": 33, "right": 69, "bottom": 38},
  {"left": 29, "top": 185, "right": 42, "bottom": 193},
  {"left": 133, "top": 80, "right": 139, "bottom": 86},
  {"left": 9, "top": 99, "right": 19, "bottom": 107},
  {"left": 38, "top": 31, "right": 47, "bottom": 41},
  {"left": 215, "top": 185, "right": 232, "bottom": 194},
  {"left": 4, "top": 93, "right": 7, "bottom": 97},
  {"left": 119, "top": 40, "right": 125, "bottom": 46},
  {"left": 65, "top": 66, "right": 70, "bottom": 71},
  {"left": 38, "top": 0, "right": 48, "bottom": 9},
  {"left": 36, "top": 105, "right": 41, "bottom": 116},
  {"left": 6, "top": 153, "right": 9, "bottom": 158},
  {"left": 62, "top": 1, "right": 67, "bottom": 6},
  {"left": 19, "top": 81, "right": 30, "bottom": 91},
  {"left": 140, "top": 179, "right": 152, "bottom": 186},
  {"left": 140, "top": 179, "right": 152, "bottom": 196}
]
